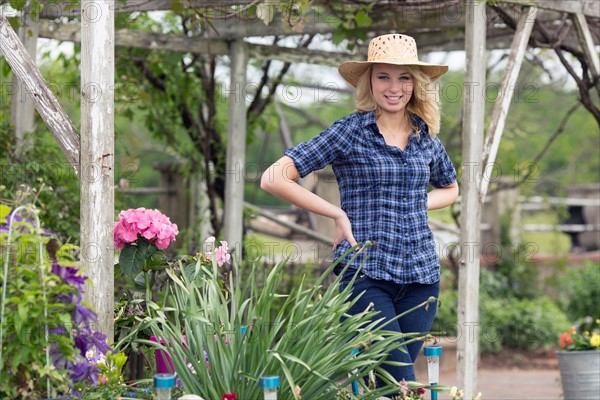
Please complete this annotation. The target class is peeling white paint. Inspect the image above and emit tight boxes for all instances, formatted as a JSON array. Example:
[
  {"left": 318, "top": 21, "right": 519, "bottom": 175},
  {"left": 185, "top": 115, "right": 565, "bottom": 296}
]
[{"left": 80, "top": 0, "right": 115, "bottom": 341}]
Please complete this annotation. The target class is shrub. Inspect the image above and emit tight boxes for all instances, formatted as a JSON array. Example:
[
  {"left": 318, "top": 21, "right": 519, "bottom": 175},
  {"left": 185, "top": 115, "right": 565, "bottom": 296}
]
[
  {"left": 480, "top": 295, "right": 570, "bottom": 353},
  {"left": 432, "top": 268, "right": 570, "bottom": 353},
  {"left": 558, "top": 261, "right": 600, "bottom": 321}
]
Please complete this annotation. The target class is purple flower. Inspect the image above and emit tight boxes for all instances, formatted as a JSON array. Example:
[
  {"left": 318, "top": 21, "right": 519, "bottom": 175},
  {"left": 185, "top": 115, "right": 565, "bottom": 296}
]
[
  {"left": 51, "top": 260, "right": 87, "bottom": 288},
  {"left": 72, "top": 302, "right": 97, "bottom": 326},
  {"left": 69, "top": 359, "right": 100, "bottom": 385},
  {"left": 56, "top": 290, "right": 98, "bottom": 326},
  {"left": 50, "top": 326, "right": 67, "bottom": 335},
  {"left": 2, "top": 213, "right": 52, "bottom": 235},
  {"left": 74, "top": 328, "right": 112, "bottom": 357},
  {"left": 51, "top": 343, "right": 72, "bottom": 370}
]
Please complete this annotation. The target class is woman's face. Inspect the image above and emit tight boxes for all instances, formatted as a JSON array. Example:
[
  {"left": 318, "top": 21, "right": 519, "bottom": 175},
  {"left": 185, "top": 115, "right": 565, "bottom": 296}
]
[{"left": 370, "top": 64, "right": 414, "bottom": 115}]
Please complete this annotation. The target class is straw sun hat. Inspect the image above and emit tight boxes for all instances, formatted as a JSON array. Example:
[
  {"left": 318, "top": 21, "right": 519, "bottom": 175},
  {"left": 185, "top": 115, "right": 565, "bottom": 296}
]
[{"left": 338, "top": 33, "right": 448, "bottom": 87}]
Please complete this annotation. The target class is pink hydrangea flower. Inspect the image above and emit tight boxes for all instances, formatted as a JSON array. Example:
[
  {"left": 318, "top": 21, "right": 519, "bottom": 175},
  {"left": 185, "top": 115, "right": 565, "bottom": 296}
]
[
  {"left": 205, "top": 240, "right": 231, "bottom": 267},
  {"left": 114, "top": 208, "right": 178, "bottom": 250},
  {"left": 214, "top": 241, "right": 231, "bottom": 267}
]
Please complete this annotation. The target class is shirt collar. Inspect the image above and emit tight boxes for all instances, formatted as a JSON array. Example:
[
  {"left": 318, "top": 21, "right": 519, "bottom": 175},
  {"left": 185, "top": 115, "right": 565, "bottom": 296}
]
[
  {"left": 360, "top": 110, "right": 429, "bottom": 142},
  {"left": 360, "top": 111, "right": 377, "bottom": 128},
  {"left": 359, "top": 110, "right": 427, "bottom": 132}
]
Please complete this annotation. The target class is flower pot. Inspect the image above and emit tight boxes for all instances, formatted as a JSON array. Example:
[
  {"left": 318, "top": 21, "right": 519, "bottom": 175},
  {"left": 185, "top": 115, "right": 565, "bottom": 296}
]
[
  {"left": 150, "top": 335, "right": 187, "bottom": 374},
  {"left": 557, "top": 350, "right": 600, "bottom": 400}
]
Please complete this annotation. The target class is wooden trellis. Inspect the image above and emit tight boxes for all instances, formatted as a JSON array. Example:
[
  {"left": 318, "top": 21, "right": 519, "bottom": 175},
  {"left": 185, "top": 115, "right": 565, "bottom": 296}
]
[{"left": 1, "top": 0, "right": 598, "bottom": 395}]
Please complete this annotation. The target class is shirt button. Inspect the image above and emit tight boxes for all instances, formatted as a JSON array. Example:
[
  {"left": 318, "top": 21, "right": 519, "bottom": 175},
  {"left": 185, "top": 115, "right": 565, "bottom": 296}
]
[
  {"left": 403, "top": 197, "right": 407, "bottom": 202},
  {"left": 403, "top": 162, "right": 407, "bottom": 166},
  {"left": 406, "top": 251, "right": 410, "bottom": 255},
  {"left": 404, "top": 215, "right": 408, "bottom": 219},
  {"left": 404, "top": 233, "right": 408, "bottom": 237}
]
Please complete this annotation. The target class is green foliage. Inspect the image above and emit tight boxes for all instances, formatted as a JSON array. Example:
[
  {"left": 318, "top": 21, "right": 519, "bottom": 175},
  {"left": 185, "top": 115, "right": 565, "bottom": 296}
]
[
  {"left": 431, "top": 286, "right": 458, "bottom": 337},
  {"left": 123, "top": 255, "right": 439, "bottom": 399},
  {"left": 433, "top": 268, "right": 571, "bottom": 353},
  {"left": 0, "top": 10, "right": 84, "bottom": 240},
  {"left": 0, "top": 128, "right": 81, "bottom": 240},
  {"left": 558, "top": 261, "right": 600, "bottom": 321},
  {"left": 492, "top": 213, "right": 539, "bottom": 299},
  {"left": 480, "top": 294, "right": 570, "bottom": 353},
  {"left": 77, "top": 351, "right": 174, "bottom": 400},
  {"left": 320, "top": 3, "right": 373, "bottom": 47},
  {"left": 0, "top": 212, "right": 76, "bottom": 398},
  {"left": 118, "top": 237, "right": 159, "bottom": 280},
  {"left": 79, "top": 352, "right": 128, "bottom": 399}
]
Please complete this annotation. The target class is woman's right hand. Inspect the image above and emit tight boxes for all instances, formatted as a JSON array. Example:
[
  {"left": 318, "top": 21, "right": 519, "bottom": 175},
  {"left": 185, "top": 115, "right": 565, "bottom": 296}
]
[
  {"left": 261, "top": 156, "right": 359, "bottom": 250},
  {"left": 333, "top": 210, "right": 357, "bottom": 250}
]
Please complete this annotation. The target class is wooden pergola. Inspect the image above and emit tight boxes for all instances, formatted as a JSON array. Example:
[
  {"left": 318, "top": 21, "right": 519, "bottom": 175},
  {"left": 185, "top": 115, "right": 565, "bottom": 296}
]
[{"left": 1, "top": 0, "right": 598, "bottom": 395}]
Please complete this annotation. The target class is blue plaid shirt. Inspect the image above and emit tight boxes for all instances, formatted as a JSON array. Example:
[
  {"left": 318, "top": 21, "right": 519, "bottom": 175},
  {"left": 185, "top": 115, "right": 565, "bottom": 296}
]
[{"left": 284, "top": 111, "right": 457, "bottom": 284}]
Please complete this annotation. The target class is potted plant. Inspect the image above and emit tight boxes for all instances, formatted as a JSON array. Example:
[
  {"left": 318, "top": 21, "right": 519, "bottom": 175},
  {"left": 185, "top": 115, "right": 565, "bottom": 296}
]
[{"left": 557, "top": 317, "right": 600, "bottom": 400}]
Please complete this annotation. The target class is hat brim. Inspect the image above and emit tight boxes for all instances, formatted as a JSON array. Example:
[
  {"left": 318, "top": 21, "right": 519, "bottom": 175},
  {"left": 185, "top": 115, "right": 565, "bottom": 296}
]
[{"left": 338, "top": 60, "right": 449, "bottom": 87}]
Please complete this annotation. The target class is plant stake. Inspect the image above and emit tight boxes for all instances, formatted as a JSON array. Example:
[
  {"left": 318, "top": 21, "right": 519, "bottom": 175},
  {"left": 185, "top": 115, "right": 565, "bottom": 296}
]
[{"left": 424, "top": 346, "right": 442, "bottom": 400}]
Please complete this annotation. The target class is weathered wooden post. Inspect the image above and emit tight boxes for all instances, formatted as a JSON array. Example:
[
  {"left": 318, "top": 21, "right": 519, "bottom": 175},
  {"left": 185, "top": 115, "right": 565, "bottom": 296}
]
[
  {"left": 457, "top": 1, "right": 486, "bottom": 396},
  {"left": 223, "top": 39, "right": 248, "bottom": 259},
  {"left": 80, "top": 0, "right": 115, "bottom": 341},
  {"left": 10, "top": 0, "right": 39, "bottom": 156}
]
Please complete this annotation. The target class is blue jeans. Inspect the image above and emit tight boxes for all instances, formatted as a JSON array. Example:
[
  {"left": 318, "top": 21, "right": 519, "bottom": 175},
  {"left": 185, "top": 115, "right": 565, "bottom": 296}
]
[{"left": 339, "top": 268, "right": 440, "bottom": 385}]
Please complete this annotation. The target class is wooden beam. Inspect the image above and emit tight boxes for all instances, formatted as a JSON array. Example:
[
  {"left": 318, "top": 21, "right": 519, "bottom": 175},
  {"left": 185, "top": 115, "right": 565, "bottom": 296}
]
[
  {"left": 244, "top": 202, "right": 332, "bottom": 245},
  {"left": 39, "top": 0, "right": 257, "bottom": 17},
  {"left": 500, "top": 0, "right": 599, "bottom": 18},
  {"left": 223, "top": 39, "right": 248, "bottom": 260},
  {"left": 37, "top": 20, "right": 354, "bottom": 66},
  {"left": 457, "top": 1, "right": 487, "bottom": 397},
  {"left": 0, "top": 14, "right": 79, "bottom": 171},
  {"left": 523, "top": 224, "right": 600, "bottom": 232},
  {"left": 573, "top": 13, "right": 600, "bottom": 78},
  {"left": 480, "top": 5, "right": 538, "bottom": 201},
  {"left": 37, "top": 17, "right": 584, "bottom": 64},
  {"left": 79, "top": 0, "right": 115, "bottom": 342},
  {"left": 38, "top": 20, "right": 230, "bottom": 55},
  {"left": 10, "top": 0, "right": 39, "bottom": 157}
]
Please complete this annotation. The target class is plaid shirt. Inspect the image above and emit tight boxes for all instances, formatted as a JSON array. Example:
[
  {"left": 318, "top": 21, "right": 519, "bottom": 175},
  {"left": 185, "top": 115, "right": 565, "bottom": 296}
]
[{"left": 284, "top": 111, "right": 457, "bottom": 284}]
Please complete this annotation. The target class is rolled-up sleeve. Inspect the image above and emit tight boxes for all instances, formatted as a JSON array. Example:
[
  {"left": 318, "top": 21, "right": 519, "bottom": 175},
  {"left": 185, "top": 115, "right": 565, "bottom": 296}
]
[
  {"left": 429, "top": 136, "right": 457, "bottom": 188},
  {"left": 284, "top": 117, "right": 355, "bottom": 178}
]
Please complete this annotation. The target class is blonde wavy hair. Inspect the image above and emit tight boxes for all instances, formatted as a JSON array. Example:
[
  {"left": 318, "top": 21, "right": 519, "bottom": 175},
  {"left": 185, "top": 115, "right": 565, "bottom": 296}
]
[{"left": 354, "top": 65, "right": 442, "bottom": 136}]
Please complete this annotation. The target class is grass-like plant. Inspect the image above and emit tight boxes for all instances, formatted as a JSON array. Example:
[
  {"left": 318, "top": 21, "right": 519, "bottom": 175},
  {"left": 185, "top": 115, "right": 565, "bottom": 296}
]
[{"left": 125, "top": 250, "right": 437, "bottom": 399}]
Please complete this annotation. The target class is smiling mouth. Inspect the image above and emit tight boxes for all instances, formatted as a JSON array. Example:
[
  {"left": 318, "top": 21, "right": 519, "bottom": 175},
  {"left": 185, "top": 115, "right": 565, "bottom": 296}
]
[{"left": 385, "top": 95, "right": 402, "bottom": 101}]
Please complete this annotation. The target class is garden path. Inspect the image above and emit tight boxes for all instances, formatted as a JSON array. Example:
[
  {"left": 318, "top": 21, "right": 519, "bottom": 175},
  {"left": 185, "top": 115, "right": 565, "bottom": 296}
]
[
  {"left": 436, "top": 367, "right": 562, "bottom": 400},
  {"left": 410, "top": 347, "right": 564, "bottom": 399}
]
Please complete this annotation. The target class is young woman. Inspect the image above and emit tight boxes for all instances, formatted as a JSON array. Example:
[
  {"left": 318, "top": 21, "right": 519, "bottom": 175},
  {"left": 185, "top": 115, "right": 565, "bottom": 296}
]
[{"left": 261, "top": 33, "right": 458, "bottom": 385}]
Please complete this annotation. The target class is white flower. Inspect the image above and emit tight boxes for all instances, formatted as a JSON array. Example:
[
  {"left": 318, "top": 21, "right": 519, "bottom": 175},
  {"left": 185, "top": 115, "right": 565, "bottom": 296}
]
[
  {"left": 96, "top": 354, "right": 107, "bottom": 365},
  {"left": 187, "top": 362, "right": 197, "bottom": 375},
  {"left": 450, "top": 386, "right": 458, "bottom": 397},
  {"left": 475, "top": 393, "right": 482, "bottom": 400}
]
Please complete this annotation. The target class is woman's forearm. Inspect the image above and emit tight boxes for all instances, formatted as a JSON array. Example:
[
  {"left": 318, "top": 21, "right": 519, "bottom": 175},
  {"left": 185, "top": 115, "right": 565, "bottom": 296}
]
[
  {"left": 261, "top": 156, "right": 344, "bottom": 220},
  {"left": 427, "top": 182, "right": 459, "bottom": 210}
]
